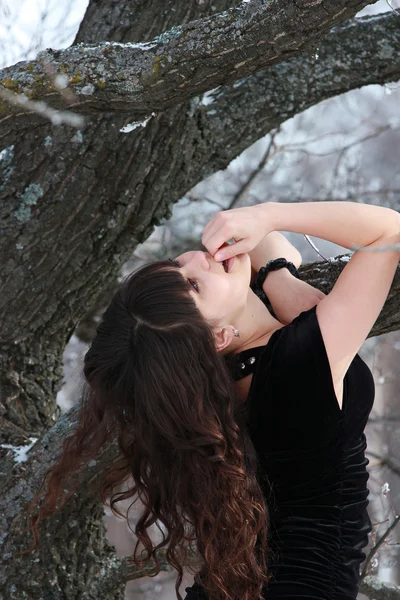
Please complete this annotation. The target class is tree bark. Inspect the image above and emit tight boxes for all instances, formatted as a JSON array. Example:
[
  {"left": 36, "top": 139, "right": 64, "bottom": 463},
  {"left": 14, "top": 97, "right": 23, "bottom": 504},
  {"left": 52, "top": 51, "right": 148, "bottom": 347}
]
[
  {"left": 0, "top": 0, "right": 376, "bottom": 118},
  {"left": 1, "top": 0, "right": 400, "bottom": 597}
]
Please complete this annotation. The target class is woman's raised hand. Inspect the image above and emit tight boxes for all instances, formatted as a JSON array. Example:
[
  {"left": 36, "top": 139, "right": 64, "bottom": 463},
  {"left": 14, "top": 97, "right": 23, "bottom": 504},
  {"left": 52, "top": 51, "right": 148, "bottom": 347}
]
[{"left": 201, "top": 204, "right": 275, "bottom": 262}]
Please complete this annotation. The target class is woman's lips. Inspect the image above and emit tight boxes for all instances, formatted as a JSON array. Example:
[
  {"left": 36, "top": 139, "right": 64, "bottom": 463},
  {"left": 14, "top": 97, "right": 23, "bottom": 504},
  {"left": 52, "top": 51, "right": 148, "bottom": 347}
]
[{"left": 219, "top": 255, "right": 235, "bottom": 273}]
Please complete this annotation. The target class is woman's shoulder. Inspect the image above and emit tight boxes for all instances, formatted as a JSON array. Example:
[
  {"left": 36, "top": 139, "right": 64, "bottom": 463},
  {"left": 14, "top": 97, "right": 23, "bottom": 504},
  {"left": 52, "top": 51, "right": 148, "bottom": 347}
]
[
  {"left": 247, "top": 304, "right": 374, "bottom": 448},
  {"left": 246, "top": 306, "right": 347, "bottom": 445}
]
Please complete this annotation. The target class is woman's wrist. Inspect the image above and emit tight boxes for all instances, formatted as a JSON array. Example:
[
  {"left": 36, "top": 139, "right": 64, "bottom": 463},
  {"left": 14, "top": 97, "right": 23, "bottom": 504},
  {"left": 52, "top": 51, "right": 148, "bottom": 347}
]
[
  {"left": 248, "top": 231, "right": 302, "bottom": 275},
  {"left": 261, "top": 266, "right": 294, "bottom": 296},
  {"left": 251, "top": 266, "right": 300, "bottom": 323}
]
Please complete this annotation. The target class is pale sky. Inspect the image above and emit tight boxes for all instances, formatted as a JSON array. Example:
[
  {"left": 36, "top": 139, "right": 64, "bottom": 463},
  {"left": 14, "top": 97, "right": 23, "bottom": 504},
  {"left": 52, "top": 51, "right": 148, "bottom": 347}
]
[{"left": 0, "top": 0, "right": 89, "bottom": 68}]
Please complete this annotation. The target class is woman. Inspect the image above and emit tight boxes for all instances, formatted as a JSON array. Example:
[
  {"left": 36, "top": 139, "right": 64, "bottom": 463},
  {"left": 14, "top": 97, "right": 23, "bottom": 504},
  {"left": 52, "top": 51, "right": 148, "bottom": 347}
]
[{"left": 26, "top": 200, "right": 400, "bottom": 600}]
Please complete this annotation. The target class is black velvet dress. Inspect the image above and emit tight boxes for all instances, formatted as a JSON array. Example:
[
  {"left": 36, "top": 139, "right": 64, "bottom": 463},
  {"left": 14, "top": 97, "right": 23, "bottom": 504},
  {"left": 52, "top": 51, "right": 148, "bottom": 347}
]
[{"left": 183, "top": 305, "right": 375, "bottom": 600}]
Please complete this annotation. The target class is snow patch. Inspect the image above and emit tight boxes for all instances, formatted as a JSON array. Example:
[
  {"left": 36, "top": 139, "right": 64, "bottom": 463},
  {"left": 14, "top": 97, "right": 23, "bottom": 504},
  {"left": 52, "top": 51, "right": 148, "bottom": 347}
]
[
  {"left": 120, "top": 112, "right": 156, "bottom": 133},
  {"left": 102, "top": 41, "right": 158, "bottom": 51},
  {"left": 54, "top": 74, "right": 68, "bottom": 89},
  {"left": 0, "top": 145, "right": 14, "bottom": 161},
  {"left": 79, "top": 83, "right": 95, "bottom": 96},
  {"left": 0, "top": 145, "right": 15, "bottom": 191},
  {"left": 201, "top": 87, "right": 222, "bottom": 106},
  {"left": 328, "top": 255, "right": 351, "bottom": 263},
  {"left": 233, "top": 78, "right": 246, "bottom": 89},
  {"left": 1, "top": 437, "right": 38, "bottom": 463}
]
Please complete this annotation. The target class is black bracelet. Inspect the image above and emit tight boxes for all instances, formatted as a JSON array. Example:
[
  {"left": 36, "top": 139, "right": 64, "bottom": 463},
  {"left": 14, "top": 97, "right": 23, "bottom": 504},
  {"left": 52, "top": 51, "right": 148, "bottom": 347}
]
[{"left": 250, "top": 258, "right": 301, "bottom": 316}]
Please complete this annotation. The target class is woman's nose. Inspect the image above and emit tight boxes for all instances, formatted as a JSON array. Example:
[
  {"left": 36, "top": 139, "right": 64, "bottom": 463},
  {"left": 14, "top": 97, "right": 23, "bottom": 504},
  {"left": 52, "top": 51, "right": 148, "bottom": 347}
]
[{"left": 188, "top": 251, "right": 210, "bottom": 270}]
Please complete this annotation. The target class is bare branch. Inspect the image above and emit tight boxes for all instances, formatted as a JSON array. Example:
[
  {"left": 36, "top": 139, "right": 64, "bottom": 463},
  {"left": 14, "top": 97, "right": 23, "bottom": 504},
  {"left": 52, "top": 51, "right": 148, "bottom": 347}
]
[
  {"left": 227, "top": 128, "right": 281, "bottom": 210},
  {"left": 279, "top": 124, "right": 399, "bottom": 159},
  {"left": 359, "top": 575, "right": 400, "bottom": 600},
  {"left": 366, "top": 450, "right": 400, "bottom": 477},
  {"left": 361, "top": 515, "right": 400, "bottom": 580},
  {"left": 302, "top": 235, "right": 330, "bottom": 262},
  {"left": 0, "top": 0, "right": 381, "bottom": 118},
  {"left": 386, "top": 0, "right": 400, "bottom": 16}
]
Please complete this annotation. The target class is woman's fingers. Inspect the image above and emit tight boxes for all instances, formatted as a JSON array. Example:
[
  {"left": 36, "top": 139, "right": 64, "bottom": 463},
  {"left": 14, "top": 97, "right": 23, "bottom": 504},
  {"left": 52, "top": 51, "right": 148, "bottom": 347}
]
[
  {"left": 201, "top": 204, "right": 272, "bottom": 260},
  {"left": 201, "top": 213, "right": 232, "bottom": 257},
  {"left": 214, "top": 240, "right": 248, "bottom": 261},
  {"left": 202, "top": 212, "right": 249, "bottom": 260}
]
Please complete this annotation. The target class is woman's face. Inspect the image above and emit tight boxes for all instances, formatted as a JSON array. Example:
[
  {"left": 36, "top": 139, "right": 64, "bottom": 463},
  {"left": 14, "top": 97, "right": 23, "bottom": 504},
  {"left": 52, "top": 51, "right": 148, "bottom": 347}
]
[{"left": 171, "top": 250, "right": 252, "bottom": 326}]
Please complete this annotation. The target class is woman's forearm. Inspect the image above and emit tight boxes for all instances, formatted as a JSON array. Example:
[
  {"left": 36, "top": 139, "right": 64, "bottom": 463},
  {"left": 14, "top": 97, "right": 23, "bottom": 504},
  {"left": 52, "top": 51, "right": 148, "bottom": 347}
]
[
  {"left": 248, "top": 231, "right": 302, "bottom": 274},
  {"left": 267, "top": 201, "right": 400, "bottom": 249}
]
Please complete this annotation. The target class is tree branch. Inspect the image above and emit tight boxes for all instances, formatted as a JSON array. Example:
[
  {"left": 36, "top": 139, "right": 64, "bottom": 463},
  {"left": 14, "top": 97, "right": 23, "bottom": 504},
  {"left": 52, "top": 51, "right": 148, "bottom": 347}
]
[
  {"left": 191, "top": 11, "right": 400, "bottom": 174},
  {"left": 0, "top": 0, "right": 377, "bottom": 118},
  {"left": 359, "top": 575, "right": 400, "bottom": 600},
  {"left": 366, "top": 450, "right": 400, "bottom": 478},
  {"left": 361, "top": 514, "right": 400, "bottom": 580}
]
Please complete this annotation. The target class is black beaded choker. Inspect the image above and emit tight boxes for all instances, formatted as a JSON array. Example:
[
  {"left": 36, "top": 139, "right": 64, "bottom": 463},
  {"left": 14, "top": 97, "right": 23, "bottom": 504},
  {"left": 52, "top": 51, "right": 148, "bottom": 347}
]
[
  {"left": 224, "top": 346, "right": 266, "bottom": 382},
  {"left": 224, "top": 258, "right": 300, "bottom": 382}
]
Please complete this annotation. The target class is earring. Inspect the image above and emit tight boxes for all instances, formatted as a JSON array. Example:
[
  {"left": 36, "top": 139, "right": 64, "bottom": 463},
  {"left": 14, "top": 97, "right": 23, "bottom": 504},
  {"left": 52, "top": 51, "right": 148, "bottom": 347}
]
[{"left": 232, "top": 328, "right": 240, "bottom": 338}]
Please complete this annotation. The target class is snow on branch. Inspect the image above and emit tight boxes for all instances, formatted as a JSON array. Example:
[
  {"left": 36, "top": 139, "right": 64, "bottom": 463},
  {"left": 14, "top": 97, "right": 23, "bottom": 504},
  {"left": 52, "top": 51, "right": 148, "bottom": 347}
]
[{"left": 0, "top": 0, "right": 377, "bottom": 119}]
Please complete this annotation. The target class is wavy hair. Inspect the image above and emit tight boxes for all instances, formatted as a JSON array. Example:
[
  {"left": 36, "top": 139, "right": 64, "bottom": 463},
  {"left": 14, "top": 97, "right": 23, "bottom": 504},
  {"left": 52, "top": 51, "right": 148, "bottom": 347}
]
[{"left": 24, "top": 259, "right": 271, "bottom": 600}]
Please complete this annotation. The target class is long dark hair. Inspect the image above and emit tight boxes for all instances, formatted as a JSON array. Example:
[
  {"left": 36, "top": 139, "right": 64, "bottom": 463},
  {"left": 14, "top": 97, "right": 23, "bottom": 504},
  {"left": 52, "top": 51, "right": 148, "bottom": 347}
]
[{"left": 25, "top": 259, "right": 271, "bottom": 600}]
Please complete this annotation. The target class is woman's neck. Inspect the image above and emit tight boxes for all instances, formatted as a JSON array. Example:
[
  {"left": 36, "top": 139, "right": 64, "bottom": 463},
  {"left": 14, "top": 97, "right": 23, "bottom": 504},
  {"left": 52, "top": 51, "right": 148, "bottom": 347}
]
[
  {"left": 225, "top": 289, "right": 284, "bottom": 356},
  {"left": 234, "top": 322, "right": 285, "bottom": 404}
]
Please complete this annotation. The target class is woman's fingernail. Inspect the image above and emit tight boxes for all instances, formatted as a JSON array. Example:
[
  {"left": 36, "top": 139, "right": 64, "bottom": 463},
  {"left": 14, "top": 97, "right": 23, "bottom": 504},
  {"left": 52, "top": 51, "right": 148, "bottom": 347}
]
[{"left": 214, "top": 253, "right": 223, "bottom": 261}]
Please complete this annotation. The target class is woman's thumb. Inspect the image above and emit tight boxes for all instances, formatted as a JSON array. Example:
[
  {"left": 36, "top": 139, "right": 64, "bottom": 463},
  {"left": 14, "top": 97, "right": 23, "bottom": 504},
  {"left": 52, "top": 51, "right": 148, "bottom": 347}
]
[{"left": 214, "top": 241, "right": 246, "bottom": 262}]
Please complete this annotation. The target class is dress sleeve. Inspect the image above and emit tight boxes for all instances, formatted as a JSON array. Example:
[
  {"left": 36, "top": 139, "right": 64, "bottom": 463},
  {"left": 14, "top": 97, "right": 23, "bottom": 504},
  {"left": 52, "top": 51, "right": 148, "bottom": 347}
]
[{"left": 247, "top": 304, "right": 346, "bottom": 451}]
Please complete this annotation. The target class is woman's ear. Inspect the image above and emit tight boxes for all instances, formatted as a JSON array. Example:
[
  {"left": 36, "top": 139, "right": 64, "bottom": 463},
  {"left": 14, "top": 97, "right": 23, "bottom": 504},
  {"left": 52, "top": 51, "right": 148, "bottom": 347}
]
[{"left": 213, "top": 326, "right": 235, "bottom": 353}]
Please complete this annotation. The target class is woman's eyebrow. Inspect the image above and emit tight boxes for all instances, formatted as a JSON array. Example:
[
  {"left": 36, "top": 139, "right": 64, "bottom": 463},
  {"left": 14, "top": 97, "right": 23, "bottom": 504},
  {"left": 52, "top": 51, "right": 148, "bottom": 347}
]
[{"left": 168, "top": 258, "right": 180, "bottom": 268}]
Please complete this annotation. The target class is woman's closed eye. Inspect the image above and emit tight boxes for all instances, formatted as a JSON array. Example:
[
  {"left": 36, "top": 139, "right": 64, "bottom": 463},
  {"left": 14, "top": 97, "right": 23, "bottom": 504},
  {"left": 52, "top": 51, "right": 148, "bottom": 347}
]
[{"left": 168, "top": 258, "right": 200, "bottom": 293}]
